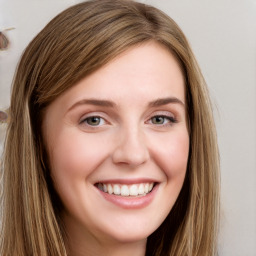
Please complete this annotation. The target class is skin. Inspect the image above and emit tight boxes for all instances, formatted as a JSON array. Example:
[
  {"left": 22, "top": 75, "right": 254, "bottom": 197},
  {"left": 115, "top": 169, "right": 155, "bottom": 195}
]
[{"left": 42, "top": 42, "right": 189, "bottom": 256}]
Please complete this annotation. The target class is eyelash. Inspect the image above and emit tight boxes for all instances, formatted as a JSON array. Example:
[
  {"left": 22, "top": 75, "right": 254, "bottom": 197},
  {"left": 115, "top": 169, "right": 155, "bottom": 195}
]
[
  {"left": 80, "top": 114, "right": 177, "bottom": 128},
  {"left": 80, "top": 116, "right": 106, "bottom": 127},
  {"left": 148, "top": 115, "right": 177, "bottom": 127}
]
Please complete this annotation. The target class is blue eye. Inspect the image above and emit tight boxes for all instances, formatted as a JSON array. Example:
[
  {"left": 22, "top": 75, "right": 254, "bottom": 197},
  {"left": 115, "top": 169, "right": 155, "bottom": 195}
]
[{"left": 82, "top": 116, "right": 105, "bottom": 126}]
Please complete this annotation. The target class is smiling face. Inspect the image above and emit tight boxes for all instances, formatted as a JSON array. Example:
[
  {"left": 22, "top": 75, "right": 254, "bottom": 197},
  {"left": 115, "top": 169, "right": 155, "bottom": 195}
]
[{"left": 42, "top": 42, "right": 189, "bottom": 250}]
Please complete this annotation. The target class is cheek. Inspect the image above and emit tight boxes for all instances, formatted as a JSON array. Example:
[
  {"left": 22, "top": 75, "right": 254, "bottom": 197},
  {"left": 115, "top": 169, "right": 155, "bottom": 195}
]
[
  {"left": 150, "top": 129, "right": 189, "bottom": 180},
  {"left": 48, "top": 129, "right": 109, "bottom": 185},
  {"left": 47, "top": 129, "right": 112, "bottom": 215},
  {"left": 146, "top": 129, "right": 189, "bottom": 227}
]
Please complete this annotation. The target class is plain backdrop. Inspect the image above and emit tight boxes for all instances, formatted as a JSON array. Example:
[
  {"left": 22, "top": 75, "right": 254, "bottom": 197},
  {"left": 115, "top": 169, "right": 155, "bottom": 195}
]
[{"left": 0, "top": 0, "right": 256, "bottom": 255}]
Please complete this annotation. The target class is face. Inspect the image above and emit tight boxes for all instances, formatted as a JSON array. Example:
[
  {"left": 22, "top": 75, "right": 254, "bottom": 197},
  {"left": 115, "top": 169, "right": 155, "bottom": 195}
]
[{"left": 42, "top": 42, "right": 189, "bottom": 246}]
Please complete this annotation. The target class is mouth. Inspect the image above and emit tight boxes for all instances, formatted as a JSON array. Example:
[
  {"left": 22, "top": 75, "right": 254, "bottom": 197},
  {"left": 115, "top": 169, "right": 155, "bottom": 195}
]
[
  {"left": 94, "top": 179, "right": 159, "bottom": 209},
  {"left": 95, "top": 182, "right": 155, "bottom": 197}
]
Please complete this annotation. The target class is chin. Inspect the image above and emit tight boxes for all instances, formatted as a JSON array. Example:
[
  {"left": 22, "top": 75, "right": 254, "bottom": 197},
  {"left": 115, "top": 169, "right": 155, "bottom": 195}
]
[{"left": 100, "top": 222, "right": 159, "bottom": 244}]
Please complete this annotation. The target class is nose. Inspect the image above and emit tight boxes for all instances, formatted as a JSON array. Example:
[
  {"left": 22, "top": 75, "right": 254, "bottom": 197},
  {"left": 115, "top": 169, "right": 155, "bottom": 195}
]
[{"left": 112, "top": 127, "right": 150, "bottom": 168}]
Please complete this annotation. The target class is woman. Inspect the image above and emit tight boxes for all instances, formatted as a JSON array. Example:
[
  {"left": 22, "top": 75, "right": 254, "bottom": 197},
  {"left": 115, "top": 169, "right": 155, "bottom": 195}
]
[{"left": 0, "top": 0, "right": 220, "bottom": 255}]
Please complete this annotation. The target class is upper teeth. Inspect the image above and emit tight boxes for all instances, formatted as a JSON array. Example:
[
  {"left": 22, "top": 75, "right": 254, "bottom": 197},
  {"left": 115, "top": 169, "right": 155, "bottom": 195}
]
[{"left": 97, "top": 183, "right": 154, "bottom": 196}]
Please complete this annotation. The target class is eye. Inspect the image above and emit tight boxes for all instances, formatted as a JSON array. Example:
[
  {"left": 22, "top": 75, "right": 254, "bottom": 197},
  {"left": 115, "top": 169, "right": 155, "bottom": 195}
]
[
  {"left": 150, "top": 115, "right": 177, "bottom": 126},
  {"left": 81, "top": 116, "right": 106, "bottom": 126}
]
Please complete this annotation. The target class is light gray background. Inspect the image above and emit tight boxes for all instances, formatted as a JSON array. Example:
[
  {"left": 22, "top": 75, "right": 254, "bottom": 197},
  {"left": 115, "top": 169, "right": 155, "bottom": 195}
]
[{"left": 0, "top": 0, "right": 255, "bottom": 255}]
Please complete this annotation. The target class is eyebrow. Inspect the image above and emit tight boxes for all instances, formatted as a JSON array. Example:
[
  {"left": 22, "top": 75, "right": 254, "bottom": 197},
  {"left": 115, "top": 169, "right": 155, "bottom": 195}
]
[
  {"left": 68, "top": 96, "right": 184, "bottom": 112},
  {"left": 148, "top": 97, "right": 185, "bottom": 107},
  {"left": 68, "top": 99, "right": 117, "bottom": 111}
]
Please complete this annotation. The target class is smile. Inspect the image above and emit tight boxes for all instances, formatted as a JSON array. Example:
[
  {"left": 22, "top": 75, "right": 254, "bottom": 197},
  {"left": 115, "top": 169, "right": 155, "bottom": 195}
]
[
  {"left": 96, "top": 182, "right": 154, "bottom": 197},
  {"left": 95, "top": 180, "right": 159, "bottom": 209}
]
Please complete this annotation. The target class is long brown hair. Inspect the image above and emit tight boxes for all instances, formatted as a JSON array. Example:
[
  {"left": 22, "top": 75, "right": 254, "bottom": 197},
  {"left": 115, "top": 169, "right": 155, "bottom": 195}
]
[{"left": 0, "top": 0, "right": 220, "bottom": 255}]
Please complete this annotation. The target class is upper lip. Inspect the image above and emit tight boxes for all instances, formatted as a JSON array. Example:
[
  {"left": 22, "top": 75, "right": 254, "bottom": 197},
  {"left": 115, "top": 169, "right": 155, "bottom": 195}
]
[{"left": 94, "top": 178, "right": 159, "bottom": 185}]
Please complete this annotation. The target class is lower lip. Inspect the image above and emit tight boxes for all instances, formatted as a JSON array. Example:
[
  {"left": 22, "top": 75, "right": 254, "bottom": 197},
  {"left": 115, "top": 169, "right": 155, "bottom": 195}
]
[{"left": 97, "top": 184, "right": 158, "bottom": 209}]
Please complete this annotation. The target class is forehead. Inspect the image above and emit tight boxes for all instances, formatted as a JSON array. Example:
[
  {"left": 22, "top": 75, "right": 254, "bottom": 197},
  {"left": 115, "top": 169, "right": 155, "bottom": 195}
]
[
  {"left": 44, "top": 42, "right": 185, "bottom": 115},
  {"left": 61, "top": 42, "right": 185, "bottom": 103}
]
